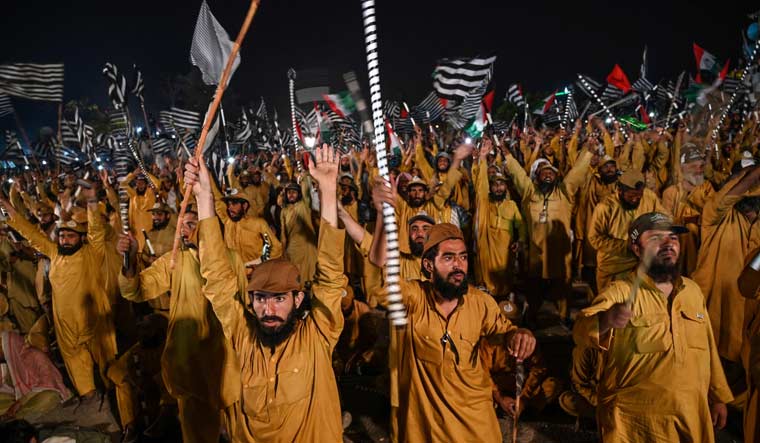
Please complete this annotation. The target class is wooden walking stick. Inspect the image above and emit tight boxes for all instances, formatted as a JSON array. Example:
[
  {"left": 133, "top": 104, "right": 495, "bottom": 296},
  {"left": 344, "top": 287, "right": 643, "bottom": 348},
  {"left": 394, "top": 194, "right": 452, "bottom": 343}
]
[
  {"left": 512, "top": 361, "right": 525, "bottom": 443},
  {"left": 170, "top": 0, "right": 261, "bottom": 269}
]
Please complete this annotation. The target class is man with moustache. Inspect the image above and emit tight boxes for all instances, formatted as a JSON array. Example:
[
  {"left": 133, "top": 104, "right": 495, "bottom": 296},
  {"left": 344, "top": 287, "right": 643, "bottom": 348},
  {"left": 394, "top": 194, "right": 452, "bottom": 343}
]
[
  {"left": 185, "top": 144, "right": 347, "bottom": 442},
  {"left": 210, "top": 182, "right": 282, "bottom": 266},
  {"left": 279, "top": 179, "right": 318, "bottom": 284},
  {"left": 662, "top": 143, "right": 714, "bottom": 276},
  {"left": 573, "top": 212, "right": 732, "bottom": 442},
  {"left": 117, "top": 208, "right": 241, "bottom": 443},
  {"left": 0, "top": 184, "right": 134, "bottom": 442},
  {"left": 123, "top": 170, "right": 159, "bottom": 252},
  {"left": 139, "top": 202, "right": 176, "bottom": 269},
  {"left": 574, "top": 154, "right": 619, "bottom": 292},
  {"left": 474, "top": 138, "right": 525, "bottom": 297},
  {"left": 370, "top": 206, "right": 536, "bottom": 441},
  {"left": 589, "top": 169, "right": 667, "bottom": 292}
]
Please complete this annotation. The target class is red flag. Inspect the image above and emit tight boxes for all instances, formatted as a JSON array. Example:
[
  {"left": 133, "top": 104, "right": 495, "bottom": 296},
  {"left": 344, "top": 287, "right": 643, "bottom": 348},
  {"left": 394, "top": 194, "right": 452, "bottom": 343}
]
[
  {"left": 639, "top": 106, "right": 651, "bottom": 124},
  {"left": 719, "top": 59, "right": 730, "bottom": 81},
  {"left": 606, "top": 64, "right": 632, "bottom": 93},
  {"left": 542, "top": 91, "right": 557, "bottom": 114},
  {"left": 482, "top": 90, "right": 495, "bottom": 114}
]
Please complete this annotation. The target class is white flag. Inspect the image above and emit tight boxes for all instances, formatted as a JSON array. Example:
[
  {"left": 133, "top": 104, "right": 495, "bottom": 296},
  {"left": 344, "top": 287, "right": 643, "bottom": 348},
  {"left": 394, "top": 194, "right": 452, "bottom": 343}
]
[{"left": 190, "top": 0, "right": 241, "bottom": 86}]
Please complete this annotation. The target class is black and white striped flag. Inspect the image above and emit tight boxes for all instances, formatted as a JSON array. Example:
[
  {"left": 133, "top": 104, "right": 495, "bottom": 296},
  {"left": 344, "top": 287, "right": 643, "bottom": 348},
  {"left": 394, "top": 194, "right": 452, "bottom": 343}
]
[
  {"left": 433, "top": 55, "right": 496, "bottom": 101},
  {"left": 632, "top": 77, "right": 654, "bottom": 94},
  {"left": 3, "top": 131, "right": 25, "bottom": 165},
  {"left": 103, "top": 63, "right": 128, "bottom": 109},
  {"left": 160, "top": 107, "right": 202, "bottom": 132},
  {"left": 190, "top": 0, "right": 241, "bottom": 86},
  {"left": 506, "top": 83, "right": 526, "bottom": 108},
  {"left": 234, "top": 108, "right": 252, "bottom": 143},
  {"left": 0, "top": 94, "right": 13, "bottom": 117},
  {"left": 383, "top": 100, "right": 400, "bottom": 120},
  {"left": 576, "top": 75, "right": 603, "bottom": 98},
  {"left": 414, "top": 91, "right": 445, "bottom": 123},
  {"left": 600, "top": 84, "right": 625, "bottom": 104},
  {"left": 0, "top": 63, "right": 64, "bottom": 102},
  {"left": 132, "top": 65, "right": 145, "bottom": 104},
  {"left": 151, "top": 137, "right": 173, "bottom": 157}
]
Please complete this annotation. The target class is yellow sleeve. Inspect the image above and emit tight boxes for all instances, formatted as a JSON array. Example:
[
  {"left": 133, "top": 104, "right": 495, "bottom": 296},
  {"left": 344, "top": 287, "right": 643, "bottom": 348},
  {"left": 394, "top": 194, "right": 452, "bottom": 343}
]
[
  {"left": 475, "top": 157, "right": 490, "bottom": 228},
  {"left": 198, "top": 217, "right": 245, "bottom": 340},
  {"left": 600, "top": 126, "right": 613, "bottom": 154},
  {"left": 504, "top": 154, "right": 532, "bottom": 199},
  {"left": 588, "top": 200, "right": 628, "bottom": 258},
  {"left": 415, "top": 142, "right": 434, "bottom": 181},
  {"left": 118, "top": 252, "right": 171, "bottom": 302},
  {"left": 431, "top": 166, "right": 461, "bottom": 209},
  {"left": 572, "top": 280, "right": 628, "bottom": 350},
  {"left": 87, "top": 204, "right": 106, "bottom": 258},
  {"left": 7, "top": 213, "right": 57, "bottom": 259},
  {"left": 562, "top": 151, "right": 593, "bottom": 198},
  {"left": 210, "top": 177, "right": 229, "bottom": 223},
  {"left": 310, "top": 222, "right": 347, "bottom": 346}
]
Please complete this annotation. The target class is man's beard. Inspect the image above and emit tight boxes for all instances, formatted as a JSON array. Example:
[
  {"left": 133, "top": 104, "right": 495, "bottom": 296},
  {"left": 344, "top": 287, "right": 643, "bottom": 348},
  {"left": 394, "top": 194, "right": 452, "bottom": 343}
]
[
  {"left": 181, "top": 236, "right": 196, "bottom": 249},
  {"left": 58, "top": 242, "right": 83, "bottom": 256},
  {"left": 136, "top": 188, "right": 147, "bottom": 196},
  {"left": 489, "top": 192, "right": 506, "bottom": 202},
  {"left": 620, "top": 198, "right": 641, "bottom": 211},
  {"left": 684, "top": 172, "right": 705, "bottom": 187},
  {"left": 600, "top": 172, "right": 618, "bottom": 185},
  {"left": 152, "top": 219, "right": 170, "bottom": 230},
  {"left": 409, "top": 240, "right": 424, "bottom": 257},
  {"left": 437, "top": 165, "right": 450, "bottom": 173},
  {"left": 246, "top": 309, "right": 298, "bottom": 348},
  {"left": 228, "top": 211, "right": 244, "bottom": 222},
  {"left": 537, "top": 180, "right": 556, "bottom": 195},
  {"left": 341, "top": 195, "right": 355, "bottom": 206},
  {"left": 340, "top": 164, "right": 351, "bottom": 172},
  {"left": 41, "top": 221, "right": 55, "bottom": 232},
  {"left": 647, "top": 255, "right": 680, "bottom": 283},
  {"left": 287, "top": 195, "right": 302, "bottom": 205},
  {"left": 432, "top": 269, "right": 468, "bottom": 301},
  {"left": 407, "top": 197, "right": 425, "bottom": 208}
]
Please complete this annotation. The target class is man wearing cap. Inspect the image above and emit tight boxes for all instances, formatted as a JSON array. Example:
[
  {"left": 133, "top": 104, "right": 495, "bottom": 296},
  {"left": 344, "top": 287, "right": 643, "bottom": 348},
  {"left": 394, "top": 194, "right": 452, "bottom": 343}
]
[
  {"left": 210, "top": 183, "right": 283, "bottom": 267},
  {"left": 574, "top": 211, "right": 732, "bottom": 442},
  {"left": 574, "top": 153, "right": 619, "bottom": 291},
  {"left": 474, "top": 138, "right": 526, "bottom": 297},
  {"left": 412, "top": 127, "right": 470, "bottom": 211},
  {"left": 0, "top": 184, "right": 136, "bottom": 441},
  {"left": 589, "top": 169, "right": 667, "bottom": 292},
  {"left": 693, "top": 165, "right": 760, "bottom": 366},
  {"left": 123, "top": 168, "right": 159, "bottom": 252},
  {"left": 228, "top": 163, "right": 270, "bottom": 218},
  {"left": 140, "top": 202, "right": 176, "bottom": 267},
  {"left": 370, "top": 203, "right": 536, "bottom": 442},
  {"left": 185, "top": 144, "right": 347, "bottom": 442},
  {"left": 662, "top": 143, "right": 714, "bottom": 276},
  {"left": 117, "top": 207, "right": 241, "bottom": 443},
  {"left": 279, "top": 178, "right": 319, "bottom": 284},
  {"left": 0, "top": 225, "right": 41, "bottom": 334},
  {"left": 504, "top": 141, "right": 593, "bottom": 324}
]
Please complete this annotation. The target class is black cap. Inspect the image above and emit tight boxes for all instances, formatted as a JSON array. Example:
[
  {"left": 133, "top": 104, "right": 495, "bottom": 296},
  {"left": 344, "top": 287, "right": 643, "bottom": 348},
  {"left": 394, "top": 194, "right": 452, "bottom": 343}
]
[{"left": 629, "top": 212, "right": 688, "bottom": 246}]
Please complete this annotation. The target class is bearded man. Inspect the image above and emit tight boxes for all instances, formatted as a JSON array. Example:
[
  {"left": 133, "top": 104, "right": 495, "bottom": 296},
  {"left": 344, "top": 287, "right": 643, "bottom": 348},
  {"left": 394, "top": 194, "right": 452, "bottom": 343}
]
[
  {"left": 185, "top": 144, "right": 347, "bottom": 442},
  {"left": 589, "top": 169, "right": 667, "bottom": 292},
  {"left": 574, "top": 212, "right": 732, "bottom": 443},
  {"left": 662, "top": 143, "right": 714, "bottom": 276}
]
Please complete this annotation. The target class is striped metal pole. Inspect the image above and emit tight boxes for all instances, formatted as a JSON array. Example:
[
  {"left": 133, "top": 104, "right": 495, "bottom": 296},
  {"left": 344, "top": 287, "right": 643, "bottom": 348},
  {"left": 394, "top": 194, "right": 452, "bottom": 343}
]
[{"left": 361, "top": 0, "right": 406, "bottom": 326}]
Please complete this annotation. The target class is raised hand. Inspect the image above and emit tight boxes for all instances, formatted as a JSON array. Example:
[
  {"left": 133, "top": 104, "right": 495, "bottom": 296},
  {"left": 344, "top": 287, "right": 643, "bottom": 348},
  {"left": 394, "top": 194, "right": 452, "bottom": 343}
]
[{"left": 308, "top": 144, "right": 339, "bottom": 190}]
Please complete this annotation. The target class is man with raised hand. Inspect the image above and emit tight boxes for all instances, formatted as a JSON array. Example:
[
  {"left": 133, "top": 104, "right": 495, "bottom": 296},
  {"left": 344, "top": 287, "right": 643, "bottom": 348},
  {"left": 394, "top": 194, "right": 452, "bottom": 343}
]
[{"left": 184, "top": 144, "right": 346, "bottom": 442}]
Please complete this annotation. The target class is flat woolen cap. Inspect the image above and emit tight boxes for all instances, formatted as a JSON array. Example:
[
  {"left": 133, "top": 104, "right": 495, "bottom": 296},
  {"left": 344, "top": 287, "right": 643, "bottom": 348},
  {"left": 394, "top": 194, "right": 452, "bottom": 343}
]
[
  {"left": 629, "top": 212, "right": 688, "bottom": 246},
  {"left": 422, "top": 223, "right": 464, "bottom": 256},
  {"left": 247, "top": 258, "right": 302, "bottom": 293},
  {"left": 618, "top": 169, "right": 645, "bottom": 189}
]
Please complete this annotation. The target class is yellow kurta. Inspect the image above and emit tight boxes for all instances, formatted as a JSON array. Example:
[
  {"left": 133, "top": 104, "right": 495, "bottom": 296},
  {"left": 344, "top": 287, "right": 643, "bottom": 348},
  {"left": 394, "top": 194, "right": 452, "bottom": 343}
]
[
  {"left": 140, "top": 223, "right": 178, "bottom": 311},
  {"left": 120, "top": 247, "right": 241, "bottom": 443},
  {"left": 573, "top": 274, "right": 733, "bottom": 443},
  {"left": 8, "top": 207, "right": 117, "bottom": 396},
  {"left": 737, "top": 248, "right": 760, "bottom": 443},
  {"left": 0, "top": 240, "right": 40, "bottom": 333},
  {"left": 474, "top": 158, "right": 525, "bottom": 297},
  {"left": 199, "top": 217, "right": 346, "bottom": 443},
  {"left": 505, "top": 151, "right": 592, "bottom": 280},
  {"left": 692, "top": 170, "right": 760, "bottom": 362},
  {"left": 588, "top": 189, "right": 666, "bottom": 292},
  {"left": 574, "top": 172, "right": 617, "bottom": 271},
  {"left": 661, "top": 181, "right": 714, "bottom": 276},
  {"left": 123, "top": 172, "right": 159, "bottom": 252},
  {"left": 279, "top": 179, "right": 318, "bottom": 284},
  {"left": 382, "top": 280, "right": 518, "bottom": 443}
]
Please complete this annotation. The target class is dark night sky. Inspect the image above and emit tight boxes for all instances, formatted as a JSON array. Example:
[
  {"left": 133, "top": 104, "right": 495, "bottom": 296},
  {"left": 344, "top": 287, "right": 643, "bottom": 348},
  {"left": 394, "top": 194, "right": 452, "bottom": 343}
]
[{"left": 0, "top": 0, "right": 755, "bottom": 136}]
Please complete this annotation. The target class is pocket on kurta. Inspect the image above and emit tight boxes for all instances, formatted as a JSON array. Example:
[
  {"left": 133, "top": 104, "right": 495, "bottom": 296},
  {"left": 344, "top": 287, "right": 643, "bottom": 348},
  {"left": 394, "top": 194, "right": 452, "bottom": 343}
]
[
  {"left": 458, "top": 333, "right": 481, "bottom": 367},
  {"left": 276, "top": 361, "right": 310, "bottom": 405},
  {"left": 628, "top": 314, "right": 671, "bottom": 353},
  {"left": 413, "top": 332, "right": 443, "bottom": 364},
  {"left": 680, "top": 310, "right": 708, "bottom": 350},
  {"left": 242, "top": 384, "right": 268, "bottom": 419}
]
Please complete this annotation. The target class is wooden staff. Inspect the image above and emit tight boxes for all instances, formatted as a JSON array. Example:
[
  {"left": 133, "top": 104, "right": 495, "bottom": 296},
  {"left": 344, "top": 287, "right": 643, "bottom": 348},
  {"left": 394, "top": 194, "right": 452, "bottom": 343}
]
[
  {"left": 512, "top": 361, "right": 525, "bottom": 443},
  {"left": 170, "top": 0, "right": 261, "bottom": 268}
]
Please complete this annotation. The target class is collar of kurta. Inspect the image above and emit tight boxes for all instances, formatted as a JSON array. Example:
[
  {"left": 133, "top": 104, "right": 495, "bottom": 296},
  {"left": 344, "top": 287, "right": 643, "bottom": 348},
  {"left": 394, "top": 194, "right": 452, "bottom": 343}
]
[{"left": 633, "top": 271, "right": 686, "bottom": 295}]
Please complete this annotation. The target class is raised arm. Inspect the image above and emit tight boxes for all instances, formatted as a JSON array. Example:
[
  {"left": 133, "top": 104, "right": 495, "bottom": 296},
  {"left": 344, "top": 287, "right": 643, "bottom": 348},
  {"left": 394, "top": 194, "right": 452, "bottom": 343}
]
[
  {"left": 0, "top": 195, "right": 56, "bottom": 258},
  {"left": 307, "top": 144, "right": 347, "bottom": 344},
  {"left": 185, "top": 156, "right": 245, "bottom": 340}
]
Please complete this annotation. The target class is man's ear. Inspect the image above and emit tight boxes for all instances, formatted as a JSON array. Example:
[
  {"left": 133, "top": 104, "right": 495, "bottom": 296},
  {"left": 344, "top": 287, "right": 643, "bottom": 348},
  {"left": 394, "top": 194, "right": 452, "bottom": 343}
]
[
  {"left": 294, "top": 291, "right": 305, "bottom": 309},
  {"left": 631, "top": 242, "right": 641, "bottom": 259},
  {"left": 423, "top": 258, "right": 433, "bottom": 274}
]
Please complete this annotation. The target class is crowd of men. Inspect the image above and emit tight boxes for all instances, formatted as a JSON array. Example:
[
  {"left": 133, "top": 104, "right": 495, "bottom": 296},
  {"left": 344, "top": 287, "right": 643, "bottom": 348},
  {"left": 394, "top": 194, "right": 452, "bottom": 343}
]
[{"left": 0, "top": 109, "right": 759, "bottom": 443}]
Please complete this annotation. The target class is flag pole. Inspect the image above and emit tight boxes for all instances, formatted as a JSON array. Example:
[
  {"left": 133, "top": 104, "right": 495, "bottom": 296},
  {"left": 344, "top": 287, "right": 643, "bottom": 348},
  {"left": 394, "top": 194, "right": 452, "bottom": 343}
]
[
  {"left": 659, "top": 71, "right": 685, "bottom": 136},
  {"left": 140, "top": 103, "right": 153, "bottom": 140},
  {"left": 576, "top": 74, "right": 628, "bottom": 140},
  {"left": 170, "top": 0, "right": 261, "bottom": 269},
  {"left": 218, "top": 103, "right": 232, "bottom": 158},
  {"left": 360, "top": 0, "right": 407, "bottom": 326}
]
